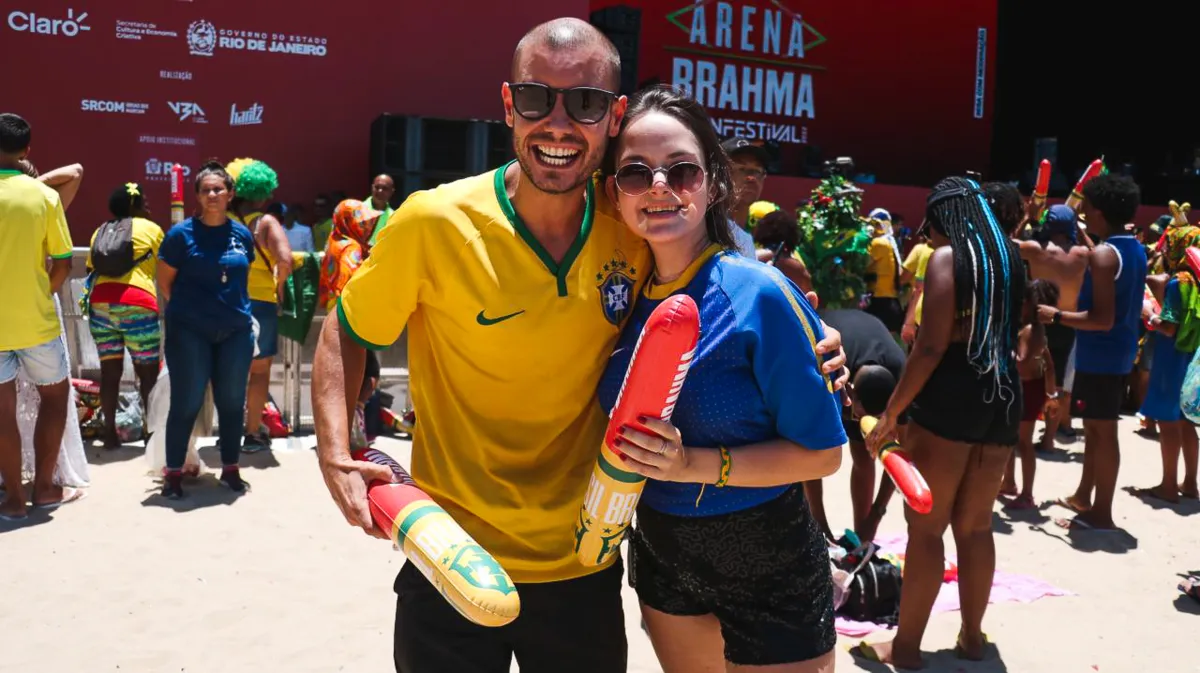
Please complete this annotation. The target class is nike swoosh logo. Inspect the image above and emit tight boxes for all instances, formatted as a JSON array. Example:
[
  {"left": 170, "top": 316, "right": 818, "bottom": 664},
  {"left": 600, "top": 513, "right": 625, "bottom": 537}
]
[{"left": 476, "top": 309, "right": 525, "bottom": 326}]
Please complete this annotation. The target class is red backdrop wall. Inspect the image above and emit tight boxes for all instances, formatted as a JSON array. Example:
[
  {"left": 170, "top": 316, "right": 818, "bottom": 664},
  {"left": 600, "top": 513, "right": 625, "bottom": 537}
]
[
  {"left": 589, "top": 0, "right": 999, "bottom": 187},
  {"left": 2, "top": 0, "right": 585, "bottom": 240}
]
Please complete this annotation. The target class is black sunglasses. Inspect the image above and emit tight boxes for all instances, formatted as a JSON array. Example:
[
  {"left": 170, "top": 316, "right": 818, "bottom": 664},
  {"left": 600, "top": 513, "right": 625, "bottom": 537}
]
[
  {"left": 614, "top": 162, "right": 706, "bottom": 197},
  {"left": 509, "top": 82, "right": 616, "bottom": 125}
]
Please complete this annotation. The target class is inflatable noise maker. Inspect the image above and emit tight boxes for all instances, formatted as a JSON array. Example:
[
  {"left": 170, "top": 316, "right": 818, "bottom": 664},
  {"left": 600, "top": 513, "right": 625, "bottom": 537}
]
[
  {"left": 350, "top": 446, "right": 520, "bottom": 627},
  {"left": 1032, "top": 159, "right": 1051, "bottom": 213},
  {"left": 859, "top": 416, "right": 933, "bottom": 514},
  {"left": 169, "top": 163, "right": 185, "bottom": 225},
  {"left": 575, "top": 294, "right": 701, "bottom": 567},
  {"left": 1063, "top": 159, "right": 1104, "bottom": 212}
]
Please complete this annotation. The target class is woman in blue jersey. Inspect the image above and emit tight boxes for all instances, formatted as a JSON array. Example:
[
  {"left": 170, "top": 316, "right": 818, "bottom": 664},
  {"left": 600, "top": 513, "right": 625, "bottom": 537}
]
[
  {"left": 861, "top": 177, "right": 1026, "bottom": 668},
  {"left": 596, "top": 86, "right": 847, "bottom": 672}
]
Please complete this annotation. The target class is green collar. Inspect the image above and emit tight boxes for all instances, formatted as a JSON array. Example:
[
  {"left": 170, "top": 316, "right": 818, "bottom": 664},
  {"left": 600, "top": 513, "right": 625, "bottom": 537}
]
[
  {"left": 0, "top": 169, "right": 23, "bottom": 176},
  {"left": 493, "top": 160, "right": 595, "bottom": 297}
]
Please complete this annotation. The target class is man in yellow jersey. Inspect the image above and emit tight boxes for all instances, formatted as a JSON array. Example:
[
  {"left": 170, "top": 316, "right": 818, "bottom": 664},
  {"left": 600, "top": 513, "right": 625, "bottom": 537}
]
[
  {"left": 864, "top": 207, "right": 904, "bottom": 334},
  {"left": 0, "top": 113, "right": 77, "bottom": 520},
  {"left": 311, "top": 19, "right": 846, "bottom": 673}
]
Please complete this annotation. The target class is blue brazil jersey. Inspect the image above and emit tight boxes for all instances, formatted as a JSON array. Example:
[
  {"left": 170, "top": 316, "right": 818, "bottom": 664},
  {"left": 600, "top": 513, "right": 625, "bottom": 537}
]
[
  {"left": 597, "top": 244, "right": 847, "bottom": 517},
  {"left": 1075, "top": 235, "right": 1147, "bottom": 375}
]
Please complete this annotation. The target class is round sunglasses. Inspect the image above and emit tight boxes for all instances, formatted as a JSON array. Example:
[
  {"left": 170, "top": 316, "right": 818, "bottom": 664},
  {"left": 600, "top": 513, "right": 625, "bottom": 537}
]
[
  {"left": 614, "top": 162, "right": 706, "bottom": 197},
  {"left": 509, "top": 82, "right": 616, "bottom": 125}
]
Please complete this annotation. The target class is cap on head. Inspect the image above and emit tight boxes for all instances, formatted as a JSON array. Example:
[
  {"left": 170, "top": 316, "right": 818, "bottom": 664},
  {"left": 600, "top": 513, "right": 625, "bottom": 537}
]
[
  {"left": 1039, "top": 204, "right": 1078, "bottom": 244},
  {"left": 721, "top": 136, "right": 770, "bottom": 166}
]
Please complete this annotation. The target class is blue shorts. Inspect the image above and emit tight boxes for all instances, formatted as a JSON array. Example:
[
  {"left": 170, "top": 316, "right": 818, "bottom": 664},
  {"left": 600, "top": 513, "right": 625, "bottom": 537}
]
[
  {"left": 250, "top": 300, "right": 279, "bottom": 359},
  {"left": 1, "top": 337, "right": 70, "bottom": 386}
]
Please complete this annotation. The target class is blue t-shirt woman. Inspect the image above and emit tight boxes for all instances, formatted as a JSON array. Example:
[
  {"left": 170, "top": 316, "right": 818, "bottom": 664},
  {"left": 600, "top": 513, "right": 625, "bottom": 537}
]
[{"left": 157, "top": 164, "right": 257, "bottom": 498}]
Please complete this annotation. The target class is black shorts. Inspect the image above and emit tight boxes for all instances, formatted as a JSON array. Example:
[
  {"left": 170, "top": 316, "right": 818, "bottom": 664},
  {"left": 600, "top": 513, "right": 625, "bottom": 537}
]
[
  {"left": 365, "top": 350, "right": 381, "bottom": 380},
  {"left": 907, "top": 343, "right": 1020, "bottom": 445},
  {"left": 393, "top": 559, "right": 626, "bottom": 673},
  {"left": 1045, "top": 324, "right": 1075, "bottom": 387},
  {"left": 865, "top": 296, "right": 904, "bottom": 333},
  {"left": 1071, "top": 371, "right": 1127, "bottom": 421},
  {"left": 629, "top": 485, "right": 836, "bottom": 666}
]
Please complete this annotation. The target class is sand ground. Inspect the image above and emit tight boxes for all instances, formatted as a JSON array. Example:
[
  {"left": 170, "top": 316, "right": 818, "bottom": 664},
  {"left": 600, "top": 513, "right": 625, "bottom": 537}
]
[{"left": 2, "top": 415, "right": 1198, "bottom": 673}]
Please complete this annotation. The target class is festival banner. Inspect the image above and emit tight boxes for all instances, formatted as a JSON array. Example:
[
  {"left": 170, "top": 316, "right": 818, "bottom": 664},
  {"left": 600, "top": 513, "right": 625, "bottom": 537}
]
[{"left": 590, "top": 0, "right": 999, "bottom": 186}]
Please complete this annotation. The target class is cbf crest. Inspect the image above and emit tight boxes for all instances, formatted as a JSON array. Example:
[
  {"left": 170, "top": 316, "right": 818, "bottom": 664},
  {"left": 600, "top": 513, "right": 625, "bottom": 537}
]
[{"left": 597, "top": 251, "right": 637, "bottom": 326}]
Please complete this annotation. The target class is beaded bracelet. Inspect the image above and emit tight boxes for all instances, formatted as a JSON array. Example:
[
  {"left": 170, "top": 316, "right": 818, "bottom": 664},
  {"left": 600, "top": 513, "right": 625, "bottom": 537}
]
[{"left": 715, "top": 445, "right": 732, "bottom": 487}]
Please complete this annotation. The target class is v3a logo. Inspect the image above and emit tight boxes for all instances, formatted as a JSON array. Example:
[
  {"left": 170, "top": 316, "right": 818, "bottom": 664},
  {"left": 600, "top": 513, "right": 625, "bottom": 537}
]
[{"left": 168, "top": 101, "right": 207, "bottom": 123}]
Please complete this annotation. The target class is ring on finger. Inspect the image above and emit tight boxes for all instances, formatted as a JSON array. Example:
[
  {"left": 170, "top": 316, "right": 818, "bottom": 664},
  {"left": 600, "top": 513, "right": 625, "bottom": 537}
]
[{"left": 657, "top": 438, "right": 668, "bottom": 455}]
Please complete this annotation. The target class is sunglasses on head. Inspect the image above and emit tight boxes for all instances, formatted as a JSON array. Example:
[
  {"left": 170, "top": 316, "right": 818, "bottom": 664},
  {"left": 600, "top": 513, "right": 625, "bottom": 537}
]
[
  {"left": 614, "top": 162, "right": 706, "bottom": 197},
  {"left": 509, "top": 82, "right": 616, "bottom": 125}
]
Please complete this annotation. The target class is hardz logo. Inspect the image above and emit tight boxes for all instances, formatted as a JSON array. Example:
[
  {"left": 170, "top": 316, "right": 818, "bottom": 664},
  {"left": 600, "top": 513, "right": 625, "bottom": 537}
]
[
  {"left": 168, "top": 101, "right": 205, "bottom": 122},
  {"left": 230, "top": 103, "right": 264, "bottom": 126},
  {"left": 597, "top": 251, "right": 637, "bottom": 326}
]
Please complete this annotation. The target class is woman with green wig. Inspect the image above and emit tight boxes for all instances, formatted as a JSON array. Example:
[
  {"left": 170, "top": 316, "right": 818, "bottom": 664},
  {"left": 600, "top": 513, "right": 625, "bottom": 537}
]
[{"left": 226, "top": 158, "right": 293, "bottom": 451}]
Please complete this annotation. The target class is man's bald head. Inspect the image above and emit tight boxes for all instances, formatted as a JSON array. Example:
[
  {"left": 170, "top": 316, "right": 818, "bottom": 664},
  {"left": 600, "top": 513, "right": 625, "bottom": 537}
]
[{"left": 512, "top": 18, "right": 621, "bottom": 91}]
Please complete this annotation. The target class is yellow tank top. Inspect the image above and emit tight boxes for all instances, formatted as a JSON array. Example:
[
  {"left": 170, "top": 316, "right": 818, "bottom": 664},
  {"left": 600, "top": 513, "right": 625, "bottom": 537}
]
[{"left": 241, "top": 211, "right": 278, "bottom": 303}]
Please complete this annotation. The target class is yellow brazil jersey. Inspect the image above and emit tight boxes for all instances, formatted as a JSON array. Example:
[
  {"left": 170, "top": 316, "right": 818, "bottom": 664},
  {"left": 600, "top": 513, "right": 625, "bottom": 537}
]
[
  {"left": 338, "top": 161, "right": 651, "bottom": 583},
  {"left": 902, "top": 243, "right": 931, "bottom": 279},
  {"left": 914, "top": 244, "right": 933, "bottom": 325},
  {"left": 87, "top": 216, "right": 163, "bottom": 296},
  {"left": 0, "top": 170, "right": 74, "bottom": 351},
  {"left": 867, "top": 236, "right": 899, "bottom": 298},
  {"left": 233, "top": 211, "right": 278, "bottom": 303}
]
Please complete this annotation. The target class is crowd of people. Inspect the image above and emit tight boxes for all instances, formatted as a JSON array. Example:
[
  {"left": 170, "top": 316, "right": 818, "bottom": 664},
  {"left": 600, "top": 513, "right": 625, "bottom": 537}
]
[
  {"left": 3, "top": 13, "right": 1199, "bottom": 673},
  {"left": 0, "top": 113, "right": 410, "bottom": 506}
]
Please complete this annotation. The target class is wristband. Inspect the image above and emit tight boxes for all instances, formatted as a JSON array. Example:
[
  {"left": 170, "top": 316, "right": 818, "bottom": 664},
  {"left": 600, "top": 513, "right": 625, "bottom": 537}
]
[
  {"left": 715, "top": 445, "right": 732, "bottom": 488},
  {"left": 1052, "top": 310, "right": 1063, "bottom": 325}
]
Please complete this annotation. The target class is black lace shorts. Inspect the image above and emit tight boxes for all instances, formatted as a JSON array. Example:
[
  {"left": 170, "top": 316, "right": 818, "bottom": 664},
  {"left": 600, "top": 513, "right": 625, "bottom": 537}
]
[{"left": 628, "top": 485, "right": 836, "bottom": 666}]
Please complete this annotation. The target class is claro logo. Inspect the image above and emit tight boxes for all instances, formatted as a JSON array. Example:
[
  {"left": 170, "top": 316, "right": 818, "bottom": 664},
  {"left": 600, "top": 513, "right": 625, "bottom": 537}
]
[{"left": 7, "top": 9, "right": 91, "bottom": 37}]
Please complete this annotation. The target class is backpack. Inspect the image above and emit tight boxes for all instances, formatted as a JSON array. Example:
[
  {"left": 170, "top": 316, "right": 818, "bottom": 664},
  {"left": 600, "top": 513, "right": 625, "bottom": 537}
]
[
  {"left": 833, "top": 541, "right": 903, "bottom": 625},
  {"left": 91, "top": 218, "right": 152, "bottom": 278}
]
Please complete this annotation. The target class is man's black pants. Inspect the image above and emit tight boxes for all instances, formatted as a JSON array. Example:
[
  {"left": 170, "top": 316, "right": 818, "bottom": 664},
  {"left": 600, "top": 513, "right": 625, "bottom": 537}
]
[{"left": 394, "top": 559, "right": 627, "bottom": 673}]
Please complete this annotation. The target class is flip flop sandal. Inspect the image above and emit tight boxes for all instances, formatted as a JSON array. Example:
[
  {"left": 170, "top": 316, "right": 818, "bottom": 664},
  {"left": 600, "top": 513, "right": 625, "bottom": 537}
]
[
  {"left": 1179, "top": 579, "right": 1200, "bottom": 604},
  {"left": 850, "top": 642, "right": 884, "bottom": 662},
  {"left": 1052, "top": 497, "right": 1088, "bottom": 514},
  {"left": 30, "top": 487, "right": 86, "bottom": 511},
  {"left": 0, "top": 511, "right": 29, "bottom": 522},
  {"left": 1054, "top": 516, "right": 1118, "bottom": 533}
]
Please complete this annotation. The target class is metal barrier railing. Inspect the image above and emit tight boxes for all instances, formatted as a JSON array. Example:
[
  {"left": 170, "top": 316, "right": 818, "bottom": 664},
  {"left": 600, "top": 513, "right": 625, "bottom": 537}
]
[{"left": 58, "top": 248, "right": 408, "bottom": 432}]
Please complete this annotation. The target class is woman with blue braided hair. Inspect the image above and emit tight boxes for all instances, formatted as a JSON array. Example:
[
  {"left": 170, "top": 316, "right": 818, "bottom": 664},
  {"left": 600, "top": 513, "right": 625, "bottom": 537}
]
[{"left": 860, "top": 176, "right": 1026, "bottom": 668}]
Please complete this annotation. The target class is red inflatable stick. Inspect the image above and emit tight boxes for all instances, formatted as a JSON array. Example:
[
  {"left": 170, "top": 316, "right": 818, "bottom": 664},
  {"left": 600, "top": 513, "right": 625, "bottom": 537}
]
[
  {"left": 1187, "top": 247, "right": 1200, "bottom": 278},
  {"left": 860, "top": 416, "right": 933, "bottom": 514},
  {"left": 1064, "top": 159, "right": 1104, "bottom": 212},
  {"left": 1033, "top": 159, "right": 1051, "bottom": 212},
  {"left": 169, "top": 163, "right": 185, "bottom": 225},
  {"left": 575, "top": 295, "right": 701, "bottom": 567},
  {"left": 350, "top": 446, "right": 520, "bottom": 627}
]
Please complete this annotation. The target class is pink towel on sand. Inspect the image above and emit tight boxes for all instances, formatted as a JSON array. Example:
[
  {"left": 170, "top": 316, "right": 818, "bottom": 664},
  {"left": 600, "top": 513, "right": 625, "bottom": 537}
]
[{"left": 834, "top": 533, "right": 1074, "bottom": 638}]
